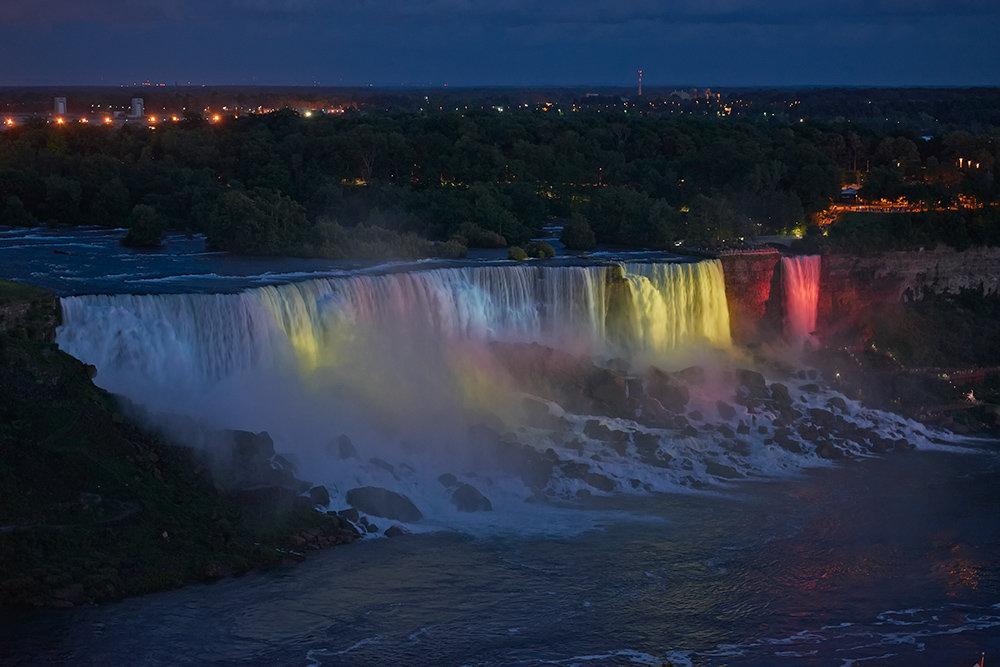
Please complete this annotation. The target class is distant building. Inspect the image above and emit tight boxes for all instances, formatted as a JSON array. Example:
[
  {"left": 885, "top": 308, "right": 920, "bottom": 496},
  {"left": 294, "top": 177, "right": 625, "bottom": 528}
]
[
  {"left": 130, "top": 98, "right": 144, "bottom": 118},
  {"left": 840, "top": 184, "right": 861, "bottom": 203},
  {"left": 54, "top": 97, "right": 67, "bottom": 115}
]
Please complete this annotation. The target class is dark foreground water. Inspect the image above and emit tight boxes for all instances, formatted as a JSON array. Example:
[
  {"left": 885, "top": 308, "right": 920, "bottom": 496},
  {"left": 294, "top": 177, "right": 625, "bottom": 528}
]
[
  {"left": 3, "top": 226, "right": 998, "bottom": 665},
  {"left": 3, "top": 448, "right": 997, "bottom": 666}
]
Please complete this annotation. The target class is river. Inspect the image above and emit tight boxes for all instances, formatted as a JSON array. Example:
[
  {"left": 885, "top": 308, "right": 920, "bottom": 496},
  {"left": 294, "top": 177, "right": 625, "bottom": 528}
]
[{"left": 1, "top": 226, "right": 997, "bottom": 665}]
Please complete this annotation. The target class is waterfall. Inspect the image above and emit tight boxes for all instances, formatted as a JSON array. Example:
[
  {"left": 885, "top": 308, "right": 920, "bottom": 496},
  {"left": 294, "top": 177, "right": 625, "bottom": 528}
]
[
  {"left": 781, "top": 255, "right": 821, "bottom": 346},
  {"left": 58, "top": 260, "right": 731, "bottom": 400},
  {"left": 55, "top": 259, "right": 732, "bottom": 518}
]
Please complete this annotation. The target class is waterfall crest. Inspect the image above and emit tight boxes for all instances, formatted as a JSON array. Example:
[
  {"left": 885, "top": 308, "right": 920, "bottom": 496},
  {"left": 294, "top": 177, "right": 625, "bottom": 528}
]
[{"left": 58, "top": 260, "right": 731, "bottom": 399}]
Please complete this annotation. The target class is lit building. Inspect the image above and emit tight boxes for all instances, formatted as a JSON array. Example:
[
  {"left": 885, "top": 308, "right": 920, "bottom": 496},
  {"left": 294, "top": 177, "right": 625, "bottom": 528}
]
[
  {"left": 54, "top": 97, "right": 67, "bottom": 115},
  {"left": 130, "top": 98, "right": 144, "bottom": 118}
]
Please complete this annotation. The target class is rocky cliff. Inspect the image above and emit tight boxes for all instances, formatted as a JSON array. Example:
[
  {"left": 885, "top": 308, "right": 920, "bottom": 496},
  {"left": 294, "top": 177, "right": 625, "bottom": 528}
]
[
  {"left": 817, "top": 246, "right": 1000, "bottom": 344},
  {"left": 721, "top": 246, "right": 1000, "bottom": 347}
]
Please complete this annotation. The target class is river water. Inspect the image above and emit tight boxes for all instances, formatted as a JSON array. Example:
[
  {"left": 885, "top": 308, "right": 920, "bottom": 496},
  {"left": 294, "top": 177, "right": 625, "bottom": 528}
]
[{"left": 1, "top": 226, "right": 998, "bottom": 665}]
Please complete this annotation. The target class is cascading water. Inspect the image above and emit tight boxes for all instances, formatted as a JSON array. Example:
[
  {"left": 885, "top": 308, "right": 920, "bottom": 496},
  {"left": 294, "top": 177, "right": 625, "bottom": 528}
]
[
  {"left": 55, "top": 260, "right": 743, "bottom": 529},
  {"left": 55, "top": 255, "right": 940, "bottom": 533},
  {"left": 781, "top": 255, "right": 821, "bottom": 347}
]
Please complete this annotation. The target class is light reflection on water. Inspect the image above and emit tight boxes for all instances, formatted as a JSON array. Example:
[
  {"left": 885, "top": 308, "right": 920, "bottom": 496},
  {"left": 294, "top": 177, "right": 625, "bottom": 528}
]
[{"left": 2, "top": 448, "right": 998, "bottom": 666}]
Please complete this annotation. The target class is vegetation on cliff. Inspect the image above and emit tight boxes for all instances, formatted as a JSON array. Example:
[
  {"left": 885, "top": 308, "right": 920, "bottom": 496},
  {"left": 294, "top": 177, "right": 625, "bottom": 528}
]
[{"left": 0, "top": 281, "right": 358, "bottom": 608}]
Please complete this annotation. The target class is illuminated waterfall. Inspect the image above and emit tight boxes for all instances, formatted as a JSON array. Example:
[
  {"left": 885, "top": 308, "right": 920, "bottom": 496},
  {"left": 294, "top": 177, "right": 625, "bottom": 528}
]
[
  {"left": 781, "top": 255, "right": 821, "bottom": 346},
  {"left": 56, "top": 259, "right": 731, "bottom": 441}
]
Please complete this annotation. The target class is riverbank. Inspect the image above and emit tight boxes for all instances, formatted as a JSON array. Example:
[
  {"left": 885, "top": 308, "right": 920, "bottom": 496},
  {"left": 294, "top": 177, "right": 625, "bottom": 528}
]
[{"left": 0, "top": 280, "right": 361, "bottom": 608}]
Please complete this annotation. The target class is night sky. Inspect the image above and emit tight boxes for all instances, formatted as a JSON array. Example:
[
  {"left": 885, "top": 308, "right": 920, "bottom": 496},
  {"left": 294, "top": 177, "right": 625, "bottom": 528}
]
[{"left": 2, "top": 0, "right": 997, "bottom": 88}]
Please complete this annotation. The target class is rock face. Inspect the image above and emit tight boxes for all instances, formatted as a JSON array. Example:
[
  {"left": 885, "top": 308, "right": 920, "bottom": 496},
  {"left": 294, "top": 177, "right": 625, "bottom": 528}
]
[
  {"left": 346, "top": 486, "right": 423, "bottom": 522},
  {"left": 719, "top": 251, "right": 782, "bottom": 344},
  {"left": 818, "top": 247, "right": 1000, "bottom": 344},
  {"left": 721, "top": 247, "right": 1000, "bottom": 347}
]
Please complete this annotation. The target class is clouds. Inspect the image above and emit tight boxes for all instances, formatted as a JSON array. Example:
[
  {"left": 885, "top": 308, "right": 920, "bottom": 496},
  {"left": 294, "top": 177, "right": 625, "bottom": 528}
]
[
  {"left": 0, "top": 0, "right": 997, "bottom": 86},
  {"left": 5, "top": 0, "right": 998, "bottom": 27}
]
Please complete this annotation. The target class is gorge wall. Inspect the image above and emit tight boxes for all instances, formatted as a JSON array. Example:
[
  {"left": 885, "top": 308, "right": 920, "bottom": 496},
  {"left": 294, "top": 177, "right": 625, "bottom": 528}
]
[{"left": 721, "top": 246, "right": 1000, "bottom": 347}]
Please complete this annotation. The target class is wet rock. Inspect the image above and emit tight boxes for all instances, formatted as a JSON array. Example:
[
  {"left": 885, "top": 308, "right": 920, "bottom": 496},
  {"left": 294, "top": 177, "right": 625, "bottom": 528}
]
[
  {"left": 676, "top": 365, "right": 706, "bottom": 385},
  {"left": 633, "top": 432, "right": 660, "bottom": 454},
  {"left": 384, "top": 525, "right": 409, "bottom": 538},
  {"left": 808, "top": 408, "right": 838, "bottom": 429},
  {"left": 438, "top": 473, "right": 458, "bottom": 487},
  {"left": 688, "top": 410, "right": 704, "bottom": 422},
  {"left": 716, "top": 424, "right": 735, "bottom": 439},
  {"left": 737, "top": 421, "right": 751, "bottom": 435},
  {"left": 773, "top": 428, "right": 802, "bottom": 453},
  {"left": 560, "top": 461, "right": 590, "bottom": 479},
  {"left": 308, "top": 485, "right": 330, "bottom": 508},
  {"left": 799, "top": 383, "right": 820, "bottom": 393},
  {"left": 722, "top": 439, "right": 752, "bottom": 456},
  {"left": 737, "top": 369, "right": 769, "bottom": 400},
  {"left": 584, "top": 472, "right": 615, "bottom": 492},
  {"left": 681, "top": 425, "right": 699, "bottom": 438},
  {"left": 716, "top": 400, "right": 737, "bottom": 421},
  {"left": 705, "top": 461, "right": 744, "bottom": 479},
  {"left": 770, "top": 382, "right": 792, "bottom": 407},
  {"left": 337, "top": 507, "right": 360, "bottom": 523},
  {"left": 827, "top": 396, "right": 848, "bottom": 412},
  {"left": 815, "top": 441, "right": 844, "bottom": 459},
  {"left": 585, "top": 368, "right": 633, "bottom": 416},
  {"left": 583, "top": 420, "right": 629, "bottom": 442},
  {"left": 645, "top": 368, "right": 690, "bottom": 412},
  {"left": 451, "top": 484, "right": 493, "bottom": 512},
  {"left": 232, "top": 430, "right": 275, "bottom": 460},
  {"left": 346, "top": 486, "right": 422, "bottom": 522}
]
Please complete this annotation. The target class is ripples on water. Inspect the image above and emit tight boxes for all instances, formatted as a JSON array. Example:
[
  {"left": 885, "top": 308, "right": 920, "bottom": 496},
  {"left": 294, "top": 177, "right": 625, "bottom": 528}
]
[{"left": 2, "top": 450, "right": 998, "bottom": 665}]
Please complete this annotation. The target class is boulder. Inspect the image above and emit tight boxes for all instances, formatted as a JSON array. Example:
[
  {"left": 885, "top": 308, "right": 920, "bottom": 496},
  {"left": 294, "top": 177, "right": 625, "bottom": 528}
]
[
  {"left": 715, "top": 400, "right": 737, "bottom": 421},
  {"left": 705, "top": 461, "right": 744, "bottom": 479},
  {"left": 384, "top": 525, "right": 409, "bottom": 538},
  {"left": 737, "top": 369, "right": 769, "bottom": 400},
  {"left": 308, "top": 485, "right": 330, "bottom": 508},
  {"left": 346, "top": 486, "right": 422, "bottom": 522},
  {"left": 645, "top": 369, "right": 690, "bottom": 413},
  {"left": 583, "top": 420, "right": 629, "bottom": 442},
  {"left": 770, "top": 383, "right": 792, "bottom": 407},
  {"left": 438, "top": 473, "right": 458, "bottom": 487},
  {"left": 584, "top": 472, "right": 615, "bottom": 492},
  {"left": 827, "top": 396, "right": 848, "bottom": 412},
  {"left": 451, "top": 484, "right": 493, "bottom": 512}
]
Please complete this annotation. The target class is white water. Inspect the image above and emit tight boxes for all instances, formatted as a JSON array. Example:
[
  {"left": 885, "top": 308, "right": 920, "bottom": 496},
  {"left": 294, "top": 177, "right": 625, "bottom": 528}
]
[
  {"left": 782, "top": 255, "right": 821, "bottom": 347},
  {"left": 56, "top": 258, "right": 947, "bottom": 534}
]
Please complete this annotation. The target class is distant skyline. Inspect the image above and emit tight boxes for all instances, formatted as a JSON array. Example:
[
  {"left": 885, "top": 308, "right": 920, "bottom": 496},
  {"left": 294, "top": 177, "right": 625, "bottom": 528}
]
[{"left": 2, "top": 0, "right": 998, "bottom": 88}]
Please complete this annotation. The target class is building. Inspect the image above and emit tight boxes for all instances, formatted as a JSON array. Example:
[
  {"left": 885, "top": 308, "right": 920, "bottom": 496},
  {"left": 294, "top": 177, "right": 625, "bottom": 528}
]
[
  {"left": 130, "top": 98, "right": 144, "bottom": 118},
  {"left": 54, "top": 97, "right": 67, "bottom": 115}
]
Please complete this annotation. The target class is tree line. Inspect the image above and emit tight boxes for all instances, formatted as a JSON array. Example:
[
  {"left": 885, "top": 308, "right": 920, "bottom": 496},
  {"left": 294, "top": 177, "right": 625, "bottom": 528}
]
[{"left": 0, "top": 109, "right": 997, "bottom": 258}]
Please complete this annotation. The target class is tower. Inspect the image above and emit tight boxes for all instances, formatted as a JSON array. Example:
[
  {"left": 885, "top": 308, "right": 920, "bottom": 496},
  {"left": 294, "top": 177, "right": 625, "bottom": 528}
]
[
  {"left": 637, "top": 70, "right": 643, "bottom": 97},
  {"left": 54, "top": 97, "right": 67, "bottom": 115},
  {"left": 130, "top": 98, "right": 144, "bottom": 118}
]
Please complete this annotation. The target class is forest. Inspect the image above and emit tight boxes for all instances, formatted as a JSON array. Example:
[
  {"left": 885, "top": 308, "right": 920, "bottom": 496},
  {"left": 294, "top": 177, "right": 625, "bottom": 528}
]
[{"left": 1, "top": 105, "right": 998, "bottom": 258}]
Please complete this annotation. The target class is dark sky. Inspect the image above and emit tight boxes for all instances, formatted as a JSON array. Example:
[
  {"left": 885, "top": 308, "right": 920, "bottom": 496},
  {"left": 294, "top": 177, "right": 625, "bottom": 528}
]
[{"left": 2, "top": 0, "right": 997, "bottom": 88}]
